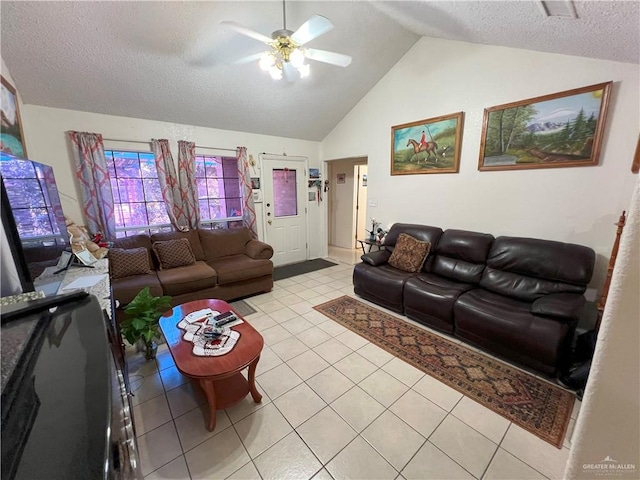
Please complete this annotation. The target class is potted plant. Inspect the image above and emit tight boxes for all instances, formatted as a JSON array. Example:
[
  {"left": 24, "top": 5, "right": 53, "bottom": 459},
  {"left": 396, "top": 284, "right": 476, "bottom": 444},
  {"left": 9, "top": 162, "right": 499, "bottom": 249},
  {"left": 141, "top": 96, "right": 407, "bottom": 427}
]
[{"left": 120, "top": 287, "right": 172, "bottom": 360}]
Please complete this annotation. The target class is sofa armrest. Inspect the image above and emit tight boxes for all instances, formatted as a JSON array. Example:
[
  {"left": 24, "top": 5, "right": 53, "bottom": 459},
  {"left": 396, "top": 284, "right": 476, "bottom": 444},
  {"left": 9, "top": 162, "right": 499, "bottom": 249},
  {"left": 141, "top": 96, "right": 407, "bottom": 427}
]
[
  {"left": 245, "top": 240, "right": 274, "bottom": 260},
  {"left": 361, "top": 250, "right": 391, "bottom": 266},
  {"left": 531, "top": 293, "right": 586, "bottom": 321}
]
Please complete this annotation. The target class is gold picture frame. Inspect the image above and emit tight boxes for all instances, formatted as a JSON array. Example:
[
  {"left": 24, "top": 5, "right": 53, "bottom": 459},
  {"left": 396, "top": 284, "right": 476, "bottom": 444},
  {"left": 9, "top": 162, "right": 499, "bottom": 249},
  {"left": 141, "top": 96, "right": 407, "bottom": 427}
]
[
  {"left": 478, "top": 82, "right": 612, "bottom": 171},
  {"left": 1, "top": 75, "right": 28, "bottom": 158},
  {"left": 391, "top": 112, "right": 464, "bottom": 175}
]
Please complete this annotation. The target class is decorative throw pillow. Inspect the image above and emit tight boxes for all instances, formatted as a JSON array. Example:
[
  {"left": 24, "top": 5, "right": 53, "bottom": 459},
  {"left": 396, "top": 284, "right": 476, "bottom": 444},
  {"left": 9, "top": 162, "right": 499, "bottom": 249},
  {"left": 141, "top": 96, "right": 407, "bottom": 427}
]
[
  {"left": 152, "top": 238, "right": 196, "bottom": 270},
  {"left": 109, "top": 247, "right": 152, "bottom": 279},
  {"left": 388, "top": 233, "right": 431, "bottom": 273}
]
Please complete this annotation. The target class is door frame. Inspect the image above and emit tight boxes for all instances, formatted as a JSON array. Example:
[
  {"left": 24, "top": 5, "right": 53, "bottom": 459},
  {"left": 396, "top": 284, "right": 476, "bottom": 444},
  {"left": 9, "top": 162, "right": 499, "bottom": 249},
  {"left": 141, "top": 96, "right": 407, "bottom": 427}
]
[
  {"left": 260, "top": 154, "right": 310, "bottom": 264},
  {"left": 324, "top": 156, "right": 368, "bottom": 254}
]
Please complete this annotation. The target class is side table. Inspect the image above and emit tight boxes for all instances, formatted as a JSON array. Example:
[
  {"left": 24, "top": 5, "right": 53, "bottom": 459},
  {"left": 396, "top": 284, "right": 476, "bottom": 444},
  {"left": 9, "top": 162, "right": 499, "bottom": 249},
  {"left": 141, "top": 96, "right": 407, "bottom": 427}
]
[{"left": 357, "top": 239, "right": 384, "bottom": 255}]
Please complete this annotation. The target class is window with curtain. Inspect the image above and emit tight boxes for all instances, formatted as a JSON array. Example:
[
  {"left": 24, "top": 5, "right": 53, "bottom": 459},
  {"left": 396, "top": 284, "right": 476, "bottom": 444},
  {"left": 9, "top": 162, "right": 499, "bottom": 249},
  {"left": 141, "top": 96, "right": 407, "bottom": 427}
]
[
  {"left": 195, "top": 155, "right": 244, "bottom": 230},
  {"left": 105, "top": 150, "right": 172, "bottom": 237}
]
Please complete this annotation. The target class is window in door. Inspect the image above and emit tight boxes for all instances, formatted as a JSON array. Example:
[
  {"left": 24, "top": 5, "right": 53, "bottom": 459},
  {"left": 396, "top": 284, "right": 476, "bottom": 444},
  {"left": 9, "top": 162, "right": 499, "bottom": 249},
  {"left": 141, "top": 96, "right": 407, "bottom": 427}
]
[{"left": 272, "top": 168, "right": 298, "bottom": 217}]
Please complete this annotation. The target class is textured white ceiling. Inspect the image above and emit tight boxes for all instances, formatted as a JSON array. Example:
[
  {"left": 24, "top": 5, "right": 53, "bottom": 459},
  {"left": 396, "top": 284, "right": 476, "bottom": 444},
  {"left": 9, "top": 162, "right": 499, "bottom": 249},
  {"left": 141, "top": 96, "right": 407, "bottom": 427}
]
[{"left": 1, "top": 1, "right": 638, "bottom": 141}]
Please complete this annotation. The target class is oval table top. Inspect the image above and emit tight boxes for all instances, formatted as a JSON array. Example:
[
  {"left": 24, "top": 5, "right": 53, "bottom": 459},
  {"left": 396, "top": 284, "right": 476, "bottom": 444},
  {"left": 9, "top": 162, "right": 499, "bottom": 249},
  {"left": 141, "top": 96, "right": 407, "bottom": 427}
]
[{"left": 159, "top": 299, "right": 264, "bottom": 379}]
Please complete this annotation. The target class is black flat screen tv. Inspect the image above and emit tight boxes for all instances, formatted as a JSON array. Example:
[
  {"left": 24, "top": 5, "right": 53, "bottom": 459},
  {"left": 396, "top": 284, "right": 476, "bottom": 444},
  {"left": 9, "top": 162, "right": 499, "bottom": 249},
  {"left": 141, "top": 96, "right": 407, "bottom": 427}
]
[{"left": 0, "top": 152, "right": 70, "bottom": 293}]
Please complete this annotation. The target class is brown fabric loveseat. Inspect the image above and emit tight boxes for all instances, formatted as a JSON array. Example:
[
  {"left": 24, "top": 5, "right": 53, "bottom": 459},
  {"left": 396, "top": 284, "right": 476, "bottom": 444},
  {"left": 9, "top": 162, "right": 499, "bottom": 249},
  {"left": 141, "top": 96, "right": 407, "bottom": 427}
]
[
  {"left": 353, "top": 223, "right": 596, "bottom": 377},
  {"left": 109, "top": 227, "right": 273, "bottom": 320}
]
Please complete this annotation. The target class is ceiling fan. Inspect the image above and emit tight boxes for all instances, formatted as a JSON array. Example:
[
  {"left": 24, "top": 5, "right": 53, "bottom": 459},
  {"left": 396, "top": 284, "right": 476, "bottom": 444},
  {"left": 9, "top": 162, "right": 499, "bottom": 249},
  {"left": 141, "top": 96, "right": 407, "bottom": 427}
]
[{"left": 221, "top": 0, "right": 352, "bottom": 81}]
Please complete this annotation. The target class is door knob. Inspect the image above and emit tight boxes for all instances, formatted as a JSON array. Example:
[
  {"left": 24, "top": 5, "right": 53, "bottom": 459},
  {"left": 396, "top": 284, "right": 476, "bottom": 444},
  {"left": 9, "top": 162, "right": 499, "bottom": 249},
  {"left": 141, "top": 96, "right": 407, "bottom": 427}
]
[{"left": 268, "top": 220, "right": 272, "bottom": 225}]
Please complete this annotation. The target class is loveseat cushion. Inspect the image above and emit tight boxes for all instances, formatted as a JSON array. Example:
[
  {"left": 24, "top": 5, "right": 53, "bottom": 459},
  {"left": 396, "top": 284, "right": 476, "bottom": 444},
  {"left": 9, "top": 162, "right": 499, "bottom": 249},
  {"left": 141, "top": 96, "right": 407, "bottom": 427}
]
[
  {"left": 151, "top": 230, "right": 205, "bottom": 261},
  {"left": 152, "top": 238, "right": 196, "bottom": 270},
  {"left": 155, "top": 261, "right": 217, "bottom": 296},
  {"left": 109, "top": 247, "right": 152, "bottom": 279},
  {"left": 388, "top": 233, "right": 431, "bottom": 272},
  {"left": 206, "top": 255, "right": 273, "bottom": 285},
  {"left": 480, "top": 236, "right": 595, "bottom": 302},
  {"left": 199, "top": 228, "right": 253, "bottom": 260},
  {"left": 454, "top": 288, "right": 573, "bottom": 375},
  {"left": 430, "top": 229, "right": 494, "bottom": 284},
  {"left": 111, "top": 273, "right": 164, "bottom": 306},
  {"left": 404, "top": 273, "right": 474, "bottom": 333}
]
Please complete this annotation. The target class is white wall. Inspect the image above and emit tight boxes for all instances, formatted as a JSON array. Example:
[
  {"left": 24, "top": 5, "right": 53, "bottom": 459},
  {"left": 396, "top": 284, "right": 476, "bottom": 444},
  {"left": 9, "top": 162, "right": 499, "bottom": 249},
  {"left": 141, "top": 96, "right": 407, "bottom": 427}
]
[
  {"left": 328, "top": 157, "right": 367, "bottom": 248},
  {"left": 19, "top": 105, "right": 325, "bottom": 256},
  {"left": 322, "top": 37, "right": 640, "bottom": 296},
  {"left": 564, "top": 177, "right": 640, "bottom": 478}
]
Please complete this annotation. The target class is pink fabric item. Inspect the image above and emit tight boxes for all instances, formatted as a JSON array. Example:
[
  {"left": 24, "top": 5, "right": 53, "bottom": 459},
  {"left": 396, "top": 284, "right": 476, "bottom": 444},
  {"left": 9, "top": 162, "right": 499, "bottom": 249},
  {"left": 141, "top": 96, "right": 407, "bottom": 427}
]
[
  {"left": 236, "top": 146, "right": 258, "bottom": 239},
  {"left": 151, "top": 139, "right": 188, "bottom": 231},
  {"left": 177, "top": 140, "right": 200, "bottom": 229},
  {"left": 67, "top": 131, "right": 116, "bottom": 241}
]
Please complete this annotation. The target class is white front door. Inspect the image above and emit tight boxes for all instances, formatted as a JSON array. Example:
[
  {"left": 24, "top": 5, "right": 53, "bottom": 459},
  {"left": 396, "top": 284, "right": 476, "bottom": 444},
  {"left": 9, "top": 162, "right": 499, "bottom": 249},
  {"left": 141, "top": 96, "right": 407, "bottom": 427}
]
[{"left": 262, "top": 156, "right": 308, "bottom": 266}]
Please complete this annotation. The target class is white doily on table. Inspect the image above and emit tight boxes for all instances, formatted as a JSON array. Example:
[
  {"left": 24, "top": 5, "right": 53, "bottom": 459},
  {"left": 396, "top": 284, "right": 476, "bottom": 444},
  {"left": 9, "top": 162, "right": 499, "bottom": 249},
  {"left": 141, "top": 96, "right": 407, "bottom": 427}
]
[{"left": 177, "top": 308, "right": 241, "bottom": 357}]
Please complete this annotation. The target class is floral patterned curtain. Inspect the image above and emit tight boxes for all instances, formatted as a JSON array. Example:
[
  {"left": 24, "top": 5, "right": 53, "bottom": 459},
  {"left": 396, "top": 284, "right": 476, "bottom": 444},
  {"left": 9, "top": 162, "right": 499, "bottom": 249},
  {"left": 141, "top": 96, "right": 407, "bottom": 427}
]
[
  {"left": 177, "top": 141, "right": 200, "bottom": 229},
  {"left": 151, "top": 139, "right": 188, "bottom": 231},
  {"left": 237, "top": 146, "right": 258, "bottom": 238},
  {"left": 67, "top": 131, "right": 116, "bottom": 241}
]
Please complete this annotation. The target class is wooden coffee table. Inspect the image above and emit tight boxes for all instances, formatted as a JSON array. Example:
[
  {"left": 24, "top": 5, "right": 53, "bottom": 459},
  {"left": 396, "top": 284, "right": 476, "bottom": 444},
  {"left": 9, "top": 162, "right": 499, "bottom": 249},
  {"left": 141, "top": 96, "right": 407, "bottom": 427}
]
[{"left": 159, "top": 299, "right": 263, "bottom": 431}]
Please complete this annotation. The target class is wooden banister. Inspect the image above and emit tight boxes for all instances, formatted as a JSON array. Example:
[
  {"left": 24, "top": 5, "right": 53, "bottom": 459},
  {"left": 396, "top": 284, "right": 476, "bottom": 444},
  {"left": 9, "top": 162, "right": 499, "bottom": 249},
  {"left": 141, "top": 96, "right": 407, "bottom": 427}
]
[{"left": 596, "top": 210, "right": 627, "bottom": 329}]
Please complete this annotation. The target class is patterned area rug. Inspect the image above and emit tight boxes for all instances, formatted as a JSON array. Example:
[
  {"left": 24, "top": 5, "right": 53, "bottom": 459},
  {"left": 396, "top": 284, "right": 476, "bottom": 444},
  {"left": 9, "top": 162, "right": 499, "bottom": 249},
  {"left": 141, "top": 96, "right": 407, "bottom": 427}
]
[{"left": 314, "top": 296, "right": 574, "bottom": 448}]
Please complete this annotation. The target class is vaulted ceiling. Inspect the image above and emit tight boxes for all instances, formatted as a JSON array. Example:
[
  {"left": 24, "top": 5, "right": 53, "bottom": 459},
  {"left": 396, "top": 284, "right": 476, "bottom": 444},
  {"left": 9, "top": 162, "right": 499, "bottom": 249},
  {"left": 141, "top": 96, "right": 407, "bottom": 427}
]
[{"left": 2, "top": 1, "right": 638, "bottom": 141}]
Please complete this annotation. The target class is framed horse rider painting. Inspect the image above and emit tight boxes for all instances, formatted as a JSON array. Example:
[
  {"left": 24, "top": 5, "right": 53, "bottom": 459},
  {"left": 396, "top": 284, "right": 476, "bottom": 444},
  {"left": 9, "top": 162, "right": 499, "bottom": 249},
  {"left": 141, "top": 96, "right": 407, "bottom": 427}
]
[{"left": 391, "top": 112, "right": 464, "bottom": 175}]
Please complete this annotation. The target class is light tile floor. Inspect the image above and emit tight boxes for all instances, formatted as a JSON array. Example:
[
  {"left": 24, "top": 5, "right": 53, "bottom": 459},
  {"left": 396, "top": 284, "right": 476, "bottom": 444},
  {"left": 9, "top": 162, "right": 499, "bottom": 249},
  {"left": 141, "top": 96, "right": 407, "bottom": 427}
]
[{"left": 128, "top": 253, "right": 579, "bottom": 480}]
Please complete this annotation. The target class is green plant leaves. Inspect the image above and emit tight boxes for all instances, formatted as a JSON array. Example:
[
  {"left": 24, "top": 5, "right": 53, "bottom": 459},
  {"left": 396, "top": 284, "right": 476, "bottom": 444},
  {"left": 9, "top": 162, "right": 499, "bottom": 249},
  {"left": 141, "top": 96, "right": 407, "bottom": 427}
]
[{"left": 119, "top": 286, "right": 172, "bottom": 346}]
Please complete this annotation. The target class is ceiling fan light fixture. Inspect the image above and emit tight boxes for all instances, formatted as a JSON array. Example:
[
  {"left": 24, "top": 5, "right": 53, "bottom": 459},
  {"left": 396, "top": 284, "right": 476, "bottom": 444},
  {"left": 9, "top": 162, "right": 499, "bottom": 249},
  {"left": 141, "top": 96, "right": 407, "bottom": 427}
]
[
  {"left": 259, "top": 52, "right": 275, "bottom": 71},
  {"left": 298, "top": 63, "right": 310, "bottom": 79},
  {"left": 268, "top": 64, "right": 283, "bottom": 80},
  {"left": 289, "top": 48, "right": 305, "bottom": 68}
]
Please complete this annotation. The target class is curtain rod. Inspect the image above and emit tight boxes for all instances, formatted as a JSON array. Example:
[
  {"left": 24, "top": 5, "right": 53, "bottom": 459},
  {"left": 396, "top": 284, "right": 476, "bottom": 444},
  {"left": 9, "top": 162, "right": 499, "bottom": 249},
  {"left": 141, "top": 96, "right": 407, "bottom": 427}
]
[
  {"left": 102, "top": 138, "right": 236, "bottom": 153},
  {"left": 195, "top": 145, "right": 237, "bottom": 153},
  {"left": 102, "top": 137, "right": 151, "bottom": 145}
]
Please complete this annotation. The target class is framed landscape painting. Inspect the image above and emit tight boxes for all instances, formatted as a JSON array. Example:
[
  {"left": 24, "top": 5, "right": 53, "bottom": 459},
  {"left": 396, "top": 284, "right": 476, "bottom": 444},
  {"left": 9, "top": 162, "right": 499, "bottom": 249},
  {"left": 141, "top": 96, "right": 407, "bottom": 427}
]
[
  {"left": 391, "top": 112, "right": 464, "bottom": 175},
  {"left": 478, "top": 82, "right": 612, "bottom": 171},
  {"left": 0, "top": 76, "right": 27, "bottom": 158}
]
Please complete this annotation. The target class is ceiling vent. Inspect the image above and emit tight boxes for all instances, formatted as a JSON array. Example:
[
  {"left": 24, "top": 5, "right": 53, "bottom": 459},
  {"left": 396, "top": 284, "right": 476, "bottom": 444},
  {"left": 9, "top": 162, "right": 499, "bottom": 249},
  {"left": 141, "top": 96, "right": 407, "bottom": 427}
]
[{"left": 538, "top": 0, "right": 578, "bottom": 18}]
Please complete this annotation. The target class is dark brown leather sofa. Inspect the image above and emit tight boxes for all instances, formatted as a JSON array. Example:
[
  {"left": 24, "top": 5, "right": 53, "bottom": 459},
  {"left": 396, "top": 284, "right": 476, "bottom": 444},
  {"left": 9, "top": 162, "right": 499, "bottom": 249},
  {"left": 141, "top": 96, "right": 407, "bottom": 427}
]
[
  {"left": 353, "top": 223, "right": 595, "bottom": 376},
  {"left": 110, "top": 227, "right": 273, "bottom": 322}
]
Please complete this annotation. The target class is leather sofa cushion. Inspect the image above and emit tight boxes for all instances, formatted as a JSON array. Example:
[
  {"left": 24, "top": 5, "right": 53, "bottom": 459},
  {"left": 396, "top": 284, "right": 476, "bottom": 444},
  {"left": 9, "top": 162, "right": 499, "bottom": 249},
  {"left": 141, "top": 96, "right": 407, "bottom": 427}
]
[
  {"left": 486, "top": 236, "right": 595, "bottom": 284},
  {"left": 384, "top": 223, "right": 443, "bottom": 248},
  {"left": 111, "top": 273, "right": 164, "bottom": 306},
  {"left": 388, "top": 234, "right": 431, "bottom": 272},
  {"left": 404, "top": 273, "right": 474, "bottom": 332},
  {"left": 156, "top": 261, "right": 217, "bottom": 296},
  {"left": 454, "top": 288, "right": 571, "bottom": 370},
  {"left": 361, "top": 249, "right": 391, "bottom": 266},
  {"left": 207, "top": 255, "right": 273, "bottom": 284},
  {"left": 109, "top": 247, "right": 152, "bottom": 279},
  {"left": 151, "top": 230, "right": 205, "bottom": 261},
  {"left": 480, "top": 237, "right": 594, "bottom": 302},
  {"left": 531, "top": 293, "right": 586, "bottom": 320},
  {"left": 430, "top": 229, "right": 494, "bottom": 284},
  {"left": 199, "top": 228, "right": 253, "bottom": 260},
  {"left": 353, "top": 262, "right": 415, "bottom": 313}
]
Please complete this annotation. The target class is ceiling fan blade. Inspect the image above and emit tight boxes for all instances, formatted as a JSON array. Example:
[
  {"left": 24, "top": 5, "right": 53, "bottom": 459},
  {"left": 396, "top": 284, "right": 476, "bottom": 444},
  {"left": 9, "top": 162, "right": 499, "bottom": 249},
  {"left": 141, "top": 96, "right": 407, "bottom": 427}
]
[
  {"left": 282, "top": 62, "right": 297, "bottom": 82},
  {"left": 221, "top": 21, "right": 272, "bottom": 44},
  {"left": 230, "top": 52, "right": 264, "bottom": 65},
  {"left": 304, "top": 48, "right": 352, "bottom": 67},
  {"left": 290, "top": 15, "right": 333, "bottom": 45}
]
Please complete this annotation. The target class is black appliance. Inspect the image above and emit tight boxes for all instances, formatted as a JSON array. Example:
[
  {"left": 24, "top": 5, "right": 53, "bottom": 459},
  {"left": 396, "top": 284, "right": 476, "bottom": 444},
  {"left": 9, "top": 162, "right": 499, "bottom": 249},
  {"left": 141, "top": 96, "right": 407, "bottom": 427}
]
[{"left": 1, "top": 293, "right": 142, "bottom": 479}]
